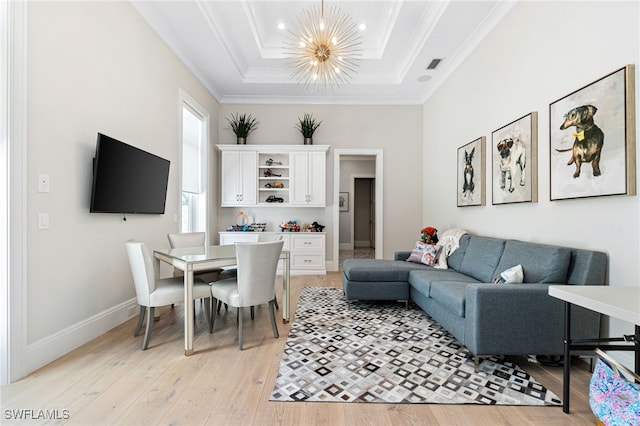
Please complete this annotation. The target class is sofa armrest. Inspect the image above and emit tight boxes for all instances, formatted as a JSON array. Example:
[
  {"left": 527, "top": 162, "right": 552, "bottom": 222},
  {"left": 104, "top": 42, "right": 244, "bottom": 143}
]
[
  {"left": 464, "top": 283, "right": 601, "bottom": 356},
  {"left": 395, "top": 251, "right": 411, "bottom": 261}
]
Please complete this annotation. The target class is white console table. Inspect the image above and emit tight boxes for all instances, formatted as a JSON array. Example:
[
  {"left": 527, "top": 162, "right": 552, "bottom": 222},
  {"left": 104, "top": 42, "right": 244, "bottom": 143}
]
[{"left": 548, "top": 285, "right": 640, "bottom": 413}]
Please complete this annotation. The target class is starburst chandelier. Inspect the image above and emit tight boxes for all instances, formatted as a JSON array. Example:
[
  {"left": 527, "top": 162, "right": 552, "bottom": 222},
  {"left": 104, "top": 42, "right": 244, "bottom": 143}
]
[{"left": 284, "top": 0, "right": 362, "bottom": 90}]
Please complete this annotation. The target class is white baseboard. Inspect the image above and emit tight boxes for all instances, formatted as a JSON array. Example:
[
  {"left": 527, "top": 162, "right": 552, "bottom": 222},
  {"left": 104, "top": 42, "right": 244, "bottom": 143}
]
[
  {"left": 326, "top": 260, "right": 339, "bottom": 272},
  {"left": 339, "top": 243, "right": 353, "bottom": 250},
  {"left": 25, "top": 298, "right": 138, "bottom": 374}
]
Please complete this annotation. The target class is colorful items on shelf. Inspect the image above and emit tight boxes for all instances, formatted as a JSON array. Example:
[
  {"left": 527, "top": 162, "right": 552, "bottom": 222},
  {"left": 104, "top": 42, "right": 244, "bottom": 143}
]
[
  {"left": 280, "top": 220, "right": 325, "bottom": 232},
  {"left": 227, "top": 222, "right": 267, "bottom": 232},
  {"left": 279, "top": 220, "right": 300, "bottom": 232}
]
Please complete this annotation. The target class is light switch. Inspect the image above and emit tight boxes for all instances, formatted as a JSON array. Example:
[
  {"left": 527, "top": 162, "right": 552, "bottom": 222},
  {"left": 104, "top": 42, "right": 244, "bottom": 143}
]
[
  {"left": 38, "top": 213, "right": 49, "bottom": 230},
  {"left": 38, "top": 174, "right": 50, "bottom": 193}
]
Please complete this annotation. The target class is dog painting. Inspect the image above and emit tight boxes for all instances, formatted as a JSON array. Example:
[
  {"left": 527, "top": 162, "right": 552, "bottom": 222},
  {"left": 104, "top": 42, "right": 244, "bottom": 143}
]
[
  {"left": 497, "top": 137, "right": 526, "bottom": 193},
  {"left": 550, "top": 65, "right": 635, "bottom": 200},
  {"left": 462, "top": 147, "right": 475, "bottom": 197},
  {"left": 556, "top": 105, "right": 604, "bottom": 178},
  {"left": 491, "top": 112, "right": 537, "bottom": 205},
  {"left": 457, "top": 137, "right": 485, "bottom": 207}
]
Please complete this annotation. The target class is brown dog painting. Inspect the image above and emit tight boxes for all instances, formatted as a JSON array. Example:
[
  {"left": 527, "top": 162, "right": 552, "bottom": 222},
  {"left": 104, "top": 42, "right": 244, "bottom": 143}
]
[{"left": 556, "top": 105, "right": 604, "bottom": 178}]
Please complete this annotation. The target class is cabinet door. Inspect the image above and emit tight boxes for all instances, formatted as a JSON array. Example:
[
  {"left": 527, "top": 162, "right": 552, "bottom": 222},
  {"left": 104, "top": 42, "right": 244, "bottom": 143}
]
[
  {"left": 238, "top": 151, "right": 257, "bottom": 205},
  {"left": 289, "top": 151, "right": 309, "bottom": 205},
  {"left": 220, "top": 151, "right": 256, "bottom": 206},
  {"left": 306, "top": 151, "right": 326, "bottom": 206},
  {"left": 290, "top": 151, "right": 326, "bottom": 206}
]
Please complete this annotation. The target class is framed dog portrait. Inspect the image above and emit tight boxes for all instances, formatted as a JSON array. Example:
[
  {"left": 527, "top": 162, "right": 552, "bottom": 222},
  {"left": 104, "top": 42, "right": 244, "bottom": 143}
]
[
  {"left": 549, "top": 64, "right": 636, "bottom": 201},
  {"left": 491, "top": 112, "right": 538, "bottom": 205},
  {"left": 457, "top": 137, "right": 486, "bottom": 207}
]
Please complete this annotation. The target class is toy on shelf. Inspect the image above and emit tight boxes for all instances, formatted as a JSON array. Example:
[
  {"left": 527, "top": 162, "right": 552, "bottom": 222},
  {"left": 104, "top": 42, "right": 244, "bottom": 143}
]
[
  {"left": 279, "top": 220, "right": 300, "bottom": 232},
  {"left": 265, "top": 182, "right": 284, "bottom": 188},
  {"left": 265, "top": 158, "right": 282, "bottom": 166}
]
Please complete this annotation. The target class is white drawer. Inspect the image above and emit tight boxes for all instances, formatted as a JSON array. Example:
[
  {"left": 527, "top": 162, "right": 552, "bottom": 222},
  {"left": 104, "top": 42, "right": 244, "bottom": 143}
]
[
  {"left": 219, "top": 233, "right": 260, "bottom": 245},
  {"left": 291, "top": 253, "right": 325, "bottom": 269},
  {"left": 291, "top": 234, "right": 324, "bottom": 251}
]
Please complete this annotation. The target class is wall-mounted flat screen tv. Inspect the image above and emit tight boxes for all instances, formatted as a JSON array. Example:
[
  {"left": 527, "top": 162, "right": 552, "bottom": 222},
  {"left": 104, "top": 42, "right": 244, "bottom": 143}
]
[{"left": 90, "top": 133, "right": 170, "bottom": 214}]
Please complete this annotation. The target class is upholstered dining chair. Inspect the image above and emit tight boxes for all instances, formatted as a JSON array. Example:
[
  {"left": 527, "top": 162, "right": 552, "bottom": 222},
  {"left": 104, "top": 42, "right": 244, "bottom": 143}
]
[
  {"left": 168, "top": 232, "right": 231, "bottom": 314},
  {"left": 167, "top": 232, "right": 221, "bottom": 283},
  {"left": 125, "top": 240, "right": 213, "bottom": 350},
  {"left": 210, "top": 240, "right": 284, "bottom": 350}
]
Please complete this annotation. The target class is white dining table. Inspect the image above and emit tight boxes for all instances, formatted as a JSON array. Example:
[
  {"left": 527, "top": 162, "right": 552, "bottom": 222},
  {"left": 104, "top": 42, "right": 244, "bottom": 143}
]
[
  {"left": 153, "top": 244, "right": 291, "bottom": 356},
  {"left": 548, "top": 285, "right": 640, "bottom": 413}
]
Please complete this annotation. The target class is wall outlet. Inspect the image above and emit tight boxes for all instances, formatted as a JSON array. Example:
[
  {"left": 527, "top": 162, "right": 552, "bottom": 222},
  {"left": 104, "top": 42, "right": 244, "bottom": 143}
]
[{"left": 38, "top": 173, "right": 50, "bottom": 193}]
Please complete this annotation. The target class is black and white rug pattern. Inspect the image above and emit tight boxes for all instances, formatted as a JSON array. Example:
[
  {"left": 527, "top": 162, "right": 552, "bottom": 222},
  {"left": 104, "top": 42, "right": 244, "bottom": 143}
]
[{"left": 270, "top": 287, "right": 561, "bottom": 406}]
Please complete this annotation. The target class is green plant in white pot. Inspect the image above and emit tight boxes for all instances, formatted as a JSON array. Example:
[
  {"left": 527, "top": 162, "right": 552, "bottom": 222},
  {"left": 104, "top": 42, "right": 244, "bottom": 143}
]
[
  {"left": 295, "top": 113, "right": 322, "bottom": 145},
  {"left": 226, "top": 113, "right": 259, "bottom": 144}
]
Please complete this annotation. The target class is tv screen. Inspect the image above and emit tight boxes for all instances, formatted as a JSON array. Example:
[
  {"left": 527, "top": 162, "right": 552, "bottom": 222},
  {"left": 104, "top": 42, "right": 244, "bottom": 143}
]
[{"left": 90, "top": 133, "right": 170, "bottom": 214}]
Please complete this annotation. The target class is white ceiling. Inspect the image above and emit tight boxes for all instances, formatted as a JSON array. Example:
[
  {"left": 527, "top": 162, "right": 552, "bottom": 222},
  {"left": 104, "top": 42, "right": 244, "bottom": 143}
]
[{"left": 129, "top": 1, "right": 516, "bottom": 105}]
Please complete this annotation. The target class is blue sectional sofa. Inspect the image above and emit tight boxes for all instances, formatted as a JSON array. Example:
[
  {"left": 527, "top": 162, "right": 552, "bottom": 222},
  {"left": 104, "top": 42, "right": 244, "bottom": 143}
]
[{"left": 342, "top": 234, "right": 607, "bottom": 362}]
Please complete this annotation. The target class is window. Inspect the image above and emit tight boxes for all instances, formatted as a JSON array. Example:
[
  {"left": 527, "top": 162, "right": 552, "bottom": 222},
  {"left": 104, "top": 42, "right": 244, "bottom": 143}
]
[{"left": 180, "top": 96, "right": 208, "bottom": 234}]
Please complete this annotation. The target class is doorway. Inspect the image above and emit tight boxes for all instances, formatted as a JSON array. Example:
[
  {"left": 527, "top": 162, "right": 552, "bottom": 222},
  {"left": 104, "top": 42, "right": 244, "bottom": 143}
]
[
  {"left": 353, "top": 177, "right": 375, "bottom": 250},
  {"left": 332, "top": 149, "right": 383, "bottom": 272}
]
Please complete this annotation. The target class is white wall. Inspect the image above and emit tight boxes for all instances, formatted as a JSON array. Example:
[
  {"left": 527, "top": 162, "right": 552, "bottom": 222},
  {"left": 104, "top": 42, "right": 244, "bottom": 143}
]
[
  {"left": 216, "top": 104, "right": 423, "bottom": 262},
  {"left": 422, "top": 1, "right": 639, "bottom": 364},
  {"left": 20, "top": 1, "right": 219, "bottom": 377}
]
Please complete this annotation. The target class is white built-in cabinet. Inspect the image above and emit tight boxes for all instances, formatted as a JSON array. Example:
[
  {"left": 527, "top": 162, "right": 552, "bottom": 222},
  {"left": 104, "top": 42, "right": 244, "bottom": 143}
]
[
  {"left": 290, "top": 151, "right": 326, "bottom": 206},
  {"left": 220, "top": 150, "right": 257, "bottom": 206},
  {"left": 218, "top": 231, "right": 326, "bottom": 275},
  {"left": 217, "top": 145, "right": 329, "bottom": 207}
]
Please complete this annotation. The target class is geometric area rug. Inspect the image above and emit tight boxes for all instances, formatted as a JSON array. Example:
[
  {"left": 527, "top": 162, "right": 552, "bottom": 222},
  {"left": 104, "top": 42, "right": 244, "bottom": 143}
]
[{"left": 270, "top": 287, "right": 561, "bottom": 406}]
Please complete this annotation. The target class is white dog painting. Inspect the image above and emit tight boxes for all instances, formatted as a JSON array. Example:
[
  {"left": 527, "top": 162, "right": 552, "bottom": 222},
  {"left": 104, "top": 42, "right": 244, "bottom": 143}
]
[{"left": 491, "top": 112, "right": 538, "bottom": 205}]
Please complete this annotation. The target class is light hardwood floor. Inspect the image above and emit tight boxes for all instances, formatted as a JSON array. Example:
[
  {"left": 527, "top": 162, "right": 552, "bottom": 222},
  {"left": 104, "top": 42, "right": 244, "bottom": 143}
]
[{"left": 2, "top": 272, "right": 597, "bottom": 425}]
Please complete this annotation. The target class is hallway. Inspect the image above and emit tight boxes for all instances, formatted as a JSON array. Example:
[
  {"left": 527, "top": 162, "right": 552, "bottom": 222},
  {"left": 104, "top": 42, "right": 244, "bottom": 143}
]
[{"left": 338, "top": 247, "right": 375, "bottom": 269}]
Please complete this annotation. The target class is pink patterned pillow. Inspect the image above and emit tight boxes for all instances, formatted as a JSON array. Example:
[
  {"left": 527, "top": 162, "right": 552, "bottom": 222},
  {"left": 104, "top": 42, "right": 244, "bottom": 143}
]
[{"left": 406, "top": 241, "right": 442, "bottom": 266}]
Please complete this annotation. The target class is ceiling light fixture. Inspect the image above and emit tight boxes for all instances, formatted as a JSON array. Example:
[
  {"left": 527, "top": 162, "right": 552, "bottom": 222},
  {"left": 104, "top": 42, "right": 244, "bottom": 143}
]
[{"left": 284, "top": 0, "right": 362, "bottom": 91}]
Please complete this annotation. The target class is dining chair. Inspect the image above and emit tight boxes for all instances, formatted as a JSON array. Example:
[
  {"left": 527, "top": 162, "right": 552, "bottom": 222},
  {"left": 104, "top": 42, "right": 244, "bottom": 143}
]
[
  {"left": 168, "top": 232, "right": 231, "bottom": 314},
  {"left": 210, "top": 240, "right": 284, "bottom": 350},
  {"left": 125, "top": 240, "right": 213, "bottom": 350},
  {"left": 167, "top": 232, "right": 221, "bottom": 283}
]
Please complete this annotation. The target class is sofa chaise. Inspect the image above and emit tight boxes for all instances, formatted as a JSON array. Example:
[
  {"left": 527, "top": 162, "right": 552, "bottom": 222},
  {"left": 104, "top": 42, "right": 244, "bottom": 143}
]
[{"left": 342, "top": 234, "right": 607, "bottom": 365}]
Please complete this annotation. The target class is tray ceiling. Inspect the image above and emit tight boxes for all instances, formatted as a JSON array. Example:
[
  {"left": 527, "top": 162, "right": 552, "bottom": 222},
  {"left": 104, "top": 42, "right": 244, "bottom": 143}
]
[{"left": 130, "top": 1, "right": 515, "bottom": 105}]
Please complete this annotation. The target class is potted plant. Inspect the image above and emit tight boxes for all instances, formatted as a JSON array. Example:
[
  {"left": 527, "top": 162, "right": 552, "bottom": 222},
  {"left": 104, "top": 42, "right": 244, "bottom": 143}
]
[
  {"left": 226, "top": 113, "right": 259, "bottom": 144},
  {"left": 295, "top": 113, "right": 322, "bottom": 145}
]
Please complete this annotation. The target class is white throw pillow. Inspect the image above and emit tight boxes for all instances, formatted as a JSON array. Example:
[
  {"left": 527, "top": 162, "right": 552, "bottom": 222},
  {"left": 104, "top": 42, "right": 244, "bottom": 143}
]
[{"left": 492, "top": 264, "right": 524, "bottom": 284}]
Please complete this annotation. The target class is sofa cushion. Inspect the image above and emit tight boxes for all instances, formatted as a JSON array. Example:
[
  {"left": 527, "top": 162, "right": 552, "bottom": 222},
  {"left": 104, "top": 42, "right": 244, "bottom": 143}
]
[
  {"left": 429, "top": 281, "right": 471, "bottom": 317},
  {"left": 446, "top": 234, "right": 471, "bottom": 271},
  {"left": 494, "top": 240, "right": 572, "bottom": 283},
  {"left": 457, "top": 236, "right": 505, "bottom": 282},
  {"left": 343, "top": 259, "right": 428, "bottom": 282},
  {"left": 408, "top": 269, "right": 479, "bottom": 298}
]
